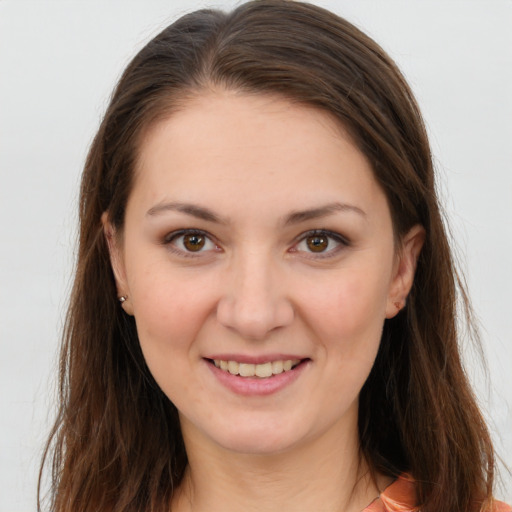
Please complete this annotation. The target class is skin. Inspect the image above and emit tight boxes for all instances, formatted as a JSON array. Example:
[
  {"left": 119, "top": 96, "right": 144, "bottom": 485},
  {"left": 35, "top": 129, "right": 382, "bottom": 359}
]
[{"left": 105, "top": 90, "right": 424, "bottom": 512}]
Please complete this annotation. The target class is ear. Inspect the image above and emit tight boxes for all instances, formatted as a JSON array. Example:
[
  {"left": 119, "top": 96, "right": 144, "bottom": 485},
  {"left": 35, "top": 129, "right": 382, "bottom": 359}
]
[
  {"left": 385, "top": 224, "right": 425, "bottom": 319},
  {"left": 101, "top": 212, "right": 134, "bottom": 316}
]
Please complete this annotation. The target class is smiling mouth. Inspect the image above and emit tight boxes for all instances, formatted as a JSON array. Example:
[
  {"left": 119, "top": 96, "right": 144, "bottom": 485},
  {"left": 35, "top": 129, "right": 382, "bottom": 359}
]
[{"left": 209, "top": 359, "right": 304, "bottom": 378}]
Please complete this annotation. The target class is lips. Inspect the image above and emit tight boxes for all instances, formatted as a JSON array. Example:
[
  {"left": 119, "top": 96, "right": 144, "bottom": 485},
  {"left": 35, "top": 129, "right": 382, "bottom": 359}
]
[
  {"left": 212, "top": 359, "right": 301, "bottom": 378},
  {"left": 206, "top": 356, "right": 310, "bottom": 396}
]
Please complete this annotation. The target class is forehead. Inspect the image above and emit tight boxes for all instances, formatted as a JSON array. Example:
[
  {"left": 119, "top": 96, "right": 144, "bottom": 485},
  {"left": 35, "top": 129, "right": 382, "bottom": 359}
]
[{"left": 130, "top": 91, "right": 387, "bottom": 221}]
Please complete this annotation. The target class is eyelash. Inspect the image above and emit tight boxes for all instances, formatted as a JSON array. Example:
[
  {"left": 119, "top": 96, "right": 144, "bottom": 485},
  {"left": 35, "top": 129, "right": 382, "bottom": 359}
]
[
  {"left": 290, "top": 229, "right": 350, "bottom": 259},
  {"left": 163, "top": 229, "right": 220, "bottom": 258},
  {"left": 163, "top": 228, "right": 350, "bottom": 258}
]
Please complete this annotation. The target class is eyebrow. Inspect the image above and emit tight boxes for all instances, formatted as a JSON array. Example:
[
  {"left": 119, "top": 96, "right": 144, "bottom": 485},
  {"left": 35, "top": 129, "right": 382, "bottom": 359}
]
[
  {"left": 146, "top": 201, "right": 366, "bottom": 224},
  {"left": 283, "top": 202, "right": 366, "bottom": 225},
  {"left": 146, "top": 202, "right": 227, "bottom": 223}
]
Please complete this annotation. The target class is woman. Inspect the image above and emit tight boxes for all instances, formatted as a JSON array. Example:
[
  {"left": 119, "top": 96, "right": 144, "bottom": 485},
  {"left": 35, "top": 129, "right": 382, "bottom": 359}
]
[{"left": 39, "top": 1, "right": 511, "bottom": 511}]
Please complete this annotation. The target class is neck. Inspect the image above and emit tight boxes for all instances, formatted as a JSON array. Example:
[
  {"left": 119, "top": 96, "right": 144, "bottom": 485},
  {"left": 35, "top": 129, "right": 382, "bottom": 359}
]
[{"left": 172, "top": 414, "right": 388, "bottom": 512}]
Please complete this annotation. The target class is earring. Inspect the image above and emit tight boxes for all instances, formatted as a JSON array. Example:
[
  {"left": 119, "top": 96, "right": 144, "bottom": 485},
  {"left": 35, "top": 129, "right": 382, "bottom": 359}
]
[
  {"left": 118, "top": 295, "right": 127, "bottom": 303},
  {"left": 393, "top": 300, "right": 403, "bottom": 312}
]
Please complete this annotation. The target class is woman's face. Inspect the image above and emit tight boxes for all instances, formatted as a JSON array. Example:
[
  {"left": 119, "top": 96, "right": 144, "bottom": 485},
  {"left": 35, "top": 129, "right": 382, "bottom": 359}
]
[{"left": 108, "top": 91, "right": 422, "bottom": 455}]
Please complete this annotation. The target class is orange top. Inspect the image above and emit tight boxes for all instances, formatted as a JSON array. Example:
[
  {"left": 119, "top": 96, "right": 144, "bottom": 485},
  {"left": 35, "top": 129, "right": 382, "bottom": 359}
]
[{"left": 364, "top": 474, "right": 512, "bottom": 512}]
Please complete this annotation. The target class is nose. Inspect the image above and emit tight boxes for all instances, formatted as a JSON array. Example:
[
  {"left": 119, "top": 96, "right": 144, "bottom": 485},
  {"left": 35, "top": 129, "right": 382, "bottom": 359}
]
[{"left": 216, "top": 251, "right": 294, "bottom": 340}]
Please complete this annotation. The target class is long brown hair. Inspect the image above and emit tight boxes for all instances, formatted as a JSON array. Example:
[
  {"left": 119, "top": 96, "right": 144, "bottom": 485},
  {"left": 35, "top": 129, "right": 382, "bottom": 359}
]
[{"left": 39, "top": 1, "right": 496, "bottom": 511}]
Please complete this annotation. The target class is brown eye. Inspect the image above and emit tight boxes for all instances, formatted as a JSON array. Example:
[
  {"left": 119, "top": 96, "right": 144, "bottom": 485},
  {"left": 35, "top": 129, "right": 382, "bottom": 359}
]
[
  {"left": 293, "top": 230, "right": 347, "bottom": 257},
  {"left": 166, "top": 230, "right": 218, "bottom": 256},
  {"left": 306, "top": 235, "right": 329, "bottom": 252},
  {"left": 183, "top": 234, "right": 206, "bottom": 251}
]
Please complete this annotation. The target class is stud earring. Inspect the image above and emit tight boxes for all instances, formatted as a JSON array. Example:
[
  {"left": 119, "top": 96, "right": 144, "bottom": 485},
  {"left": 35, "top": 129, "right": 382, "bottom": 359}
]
[
  {"left": 118, "top": 295, "right": 127, "bottom": 303},
  {"left": 393, "top": 300, "right": 403, "bottom": 311}
]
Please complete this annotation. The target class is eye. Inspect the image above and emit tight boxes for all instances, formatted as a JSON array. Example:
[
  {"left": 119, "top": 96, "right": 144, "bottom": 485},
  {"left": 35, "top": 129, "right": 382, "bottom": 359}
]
[
  {"left": 165, "top": 230, "right": 219, "bottom": 255},
  {"left": 293, "top": 230, "right": 348, "bottom": 256}
]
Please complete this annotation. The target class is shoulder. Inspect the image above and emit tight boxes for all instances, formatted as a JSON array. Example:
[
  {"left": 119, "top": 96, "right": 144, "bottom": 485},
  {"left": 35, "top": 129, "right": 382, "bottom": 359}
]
[
  {"left": 493, "top": 501, "right": 512, "bottom": 512},
  {"left": 364, "top": 474, "right": 416, "bottom": 511},
  {"left": 364, "top": 474, "right": 512, "bottom": 512}
]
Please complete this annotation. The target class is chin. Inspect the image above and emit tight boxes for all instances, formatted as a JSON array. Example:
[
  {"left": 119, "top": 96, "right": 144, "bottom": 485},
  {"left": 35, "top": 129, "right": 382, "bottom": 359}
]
[
  {"left": 188, "top": 413, "right": 310, "bottom": 456},
  {"left": 216, "top": 432, "right": 300, "bottom": 456}
]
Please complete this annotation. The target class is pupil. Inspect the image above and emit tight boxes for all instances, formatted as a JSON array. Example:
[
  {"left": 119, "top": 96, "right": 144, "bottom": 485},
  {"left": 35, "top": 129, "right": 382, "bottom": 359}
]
[
  {"left": 184, "top": 234, "right": 205, "bottom": 251},
  {"left": 307, "top": 236, "right": 328, "bottom": 252}
]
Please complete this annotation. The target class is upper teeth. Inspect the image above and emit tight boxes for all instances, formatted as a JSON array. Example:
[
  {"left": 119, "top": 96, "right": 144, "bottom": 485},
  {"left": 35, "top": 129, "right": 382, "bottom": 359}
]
[{"left": 213, "top": 359, "right": 301, "bottom": 378}]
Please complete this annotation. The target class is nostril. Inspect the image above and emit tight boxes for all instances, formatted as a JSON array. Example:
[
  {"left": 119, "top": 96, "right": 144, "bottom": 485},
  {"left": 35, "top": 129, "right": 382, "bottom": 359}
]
[{"left": 216, "top": 293, "right": 295, "bottom": 340}]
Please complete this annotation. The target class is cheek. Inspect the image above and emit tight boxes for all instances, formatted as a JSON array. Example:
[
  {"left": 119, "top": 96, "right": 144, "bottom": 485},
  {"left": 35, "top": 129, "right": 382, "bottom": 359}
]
[
  {"left": 303, "top": 269, "right": 390, "bottom": 402},
  {"left": 299, "top": 264, "right": 390, "bottom": 389},
  {"left": 127, "top": 262, "right": 217, "bottom": 374},
  {"left": 129, "top": 274, "right": 218, "bottom": 410},
  {"left": 302, "top": 266, "right": 390, "bottom": 346}
]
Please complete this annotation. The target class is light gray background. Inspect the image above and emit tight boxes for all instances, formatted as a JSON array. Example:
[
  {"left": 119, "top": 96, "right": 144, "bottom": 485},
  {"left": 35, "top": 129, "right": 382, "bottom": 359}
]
[{"left": 1, "top": 1, "right": 510, "bottom": 510}]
